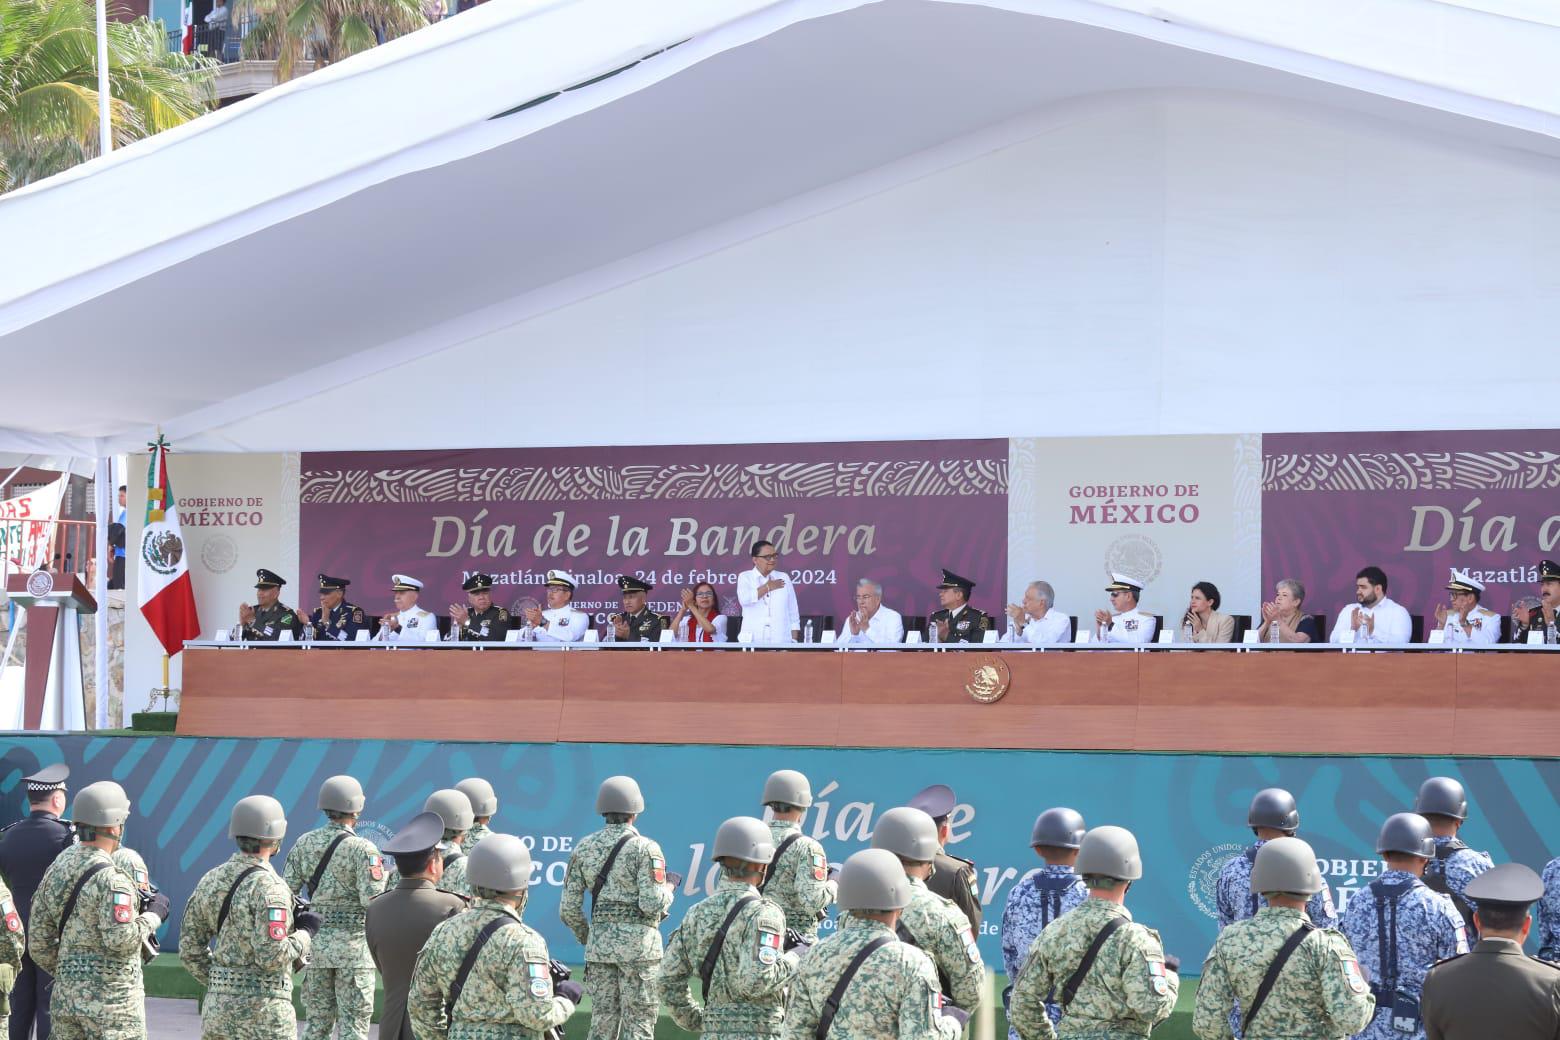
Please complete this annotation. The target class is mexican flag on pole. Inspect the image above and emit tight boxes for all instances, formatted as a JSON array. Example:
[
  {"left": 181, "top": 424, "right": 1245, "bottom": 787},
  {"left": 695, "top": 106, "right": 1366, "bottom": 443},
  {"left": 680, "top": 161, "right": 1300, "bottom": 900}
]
[{"left": 138, "top": 436, "right": 201, "bottom": 655}]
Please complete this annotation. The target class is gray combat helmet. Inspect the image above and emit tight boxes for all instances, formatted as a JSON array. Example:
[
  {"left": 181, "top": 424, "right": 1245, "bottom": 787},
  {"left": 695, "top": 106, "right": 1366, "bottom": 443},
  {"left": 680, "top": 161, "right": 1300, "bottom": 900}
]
[
  {"left": 870, "top": 807, "right": 940, "bottom": 862},
  {"left": 466, "top": 834, "right": 533, "bottom": 892},
  {"left": 1031, "top": 807, "right": 1087, "bottom": 849},
  {"left": 1247, "top": 788, "right": 1300, "bottom": 831},
  {"left": 318, "top": 775, "right": 365, "bottom": 814},
  {"left": 424, "top": 789, "right": 475, "bottom": 833},
  {"left": 1250, "top": 836, "right": 1324, "bottom": 895},
  {"left": 229, "top": 795, "right": 287, "bottom": 840},
  {"left": 1075, "top": 825, "right": 1143, "bottom": 881},
  {"left": 456, "top": 777, "right": 498, "bottom": 817},
  {"left": 1377, "top": 812, "right": 1437, "bottom": 858},
  {"left": 596, "top": 775, "right": 645, "bottom": 815},
  {"left": 836, "top": 849, "right": 913, "bottom": 911},
  {"left": 1414, "top": 777, "right": 1468, "bottom": 820},
  {"left": 762, "top": 769, "right": 813, "bottom": 808},
  {"left": 712, "top": 817, "right": 777, "bottom": 865},
  {"left": 72, "top": 781, "right": 131, "bottom": 827}
]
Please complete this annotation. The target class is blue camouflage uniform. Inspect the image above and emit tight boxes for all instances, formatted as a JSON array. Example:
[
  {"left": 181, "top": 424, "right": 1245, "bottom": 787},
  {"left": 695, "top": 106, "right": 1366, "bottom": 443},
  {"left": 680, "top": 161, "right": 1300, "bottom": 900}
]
[
  {"left": 1535, "top": 856, "right": 1560, "bottom": 961},
  {"left": 999, "top": 865, "right": 1086, "bottom": 1038},
  {"left": 1216, "top": 841, "right": 1338, "bottom": 929},
  {"left": 1424, "top": 836, "right": 1492, "bottom": 917},
  {"left": 1337, "top": 869, "right": 1469, "bottom": 1040}
]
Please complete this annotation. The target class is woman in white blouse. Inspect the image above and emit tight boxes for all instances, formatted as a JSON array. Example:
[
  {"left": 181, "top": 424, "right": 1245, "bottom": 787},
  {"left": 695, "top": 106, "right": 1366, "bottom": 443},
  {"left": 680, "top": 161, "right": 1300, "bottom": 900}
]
[{"left": 669, "top": 582, "right": 728, "bottom": 642}]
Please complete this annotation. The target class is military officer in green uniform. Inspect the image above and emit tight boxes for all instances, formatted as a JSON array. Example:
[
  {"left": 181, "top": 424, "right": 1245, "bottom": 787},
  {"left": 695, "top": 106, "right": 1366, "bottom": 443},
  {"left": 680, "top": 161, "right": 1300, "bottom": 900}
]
[
  {"left": 759, "top": 770, "right": 835, "bottom": 941},
  {"left": 282, "top": 776, "right": 386, "bottom": 1040},
  {"left": 661, "top": 816, "right": 801, "bottom": 1039},
  {"left": 910, "top": 783, "right": 984, "bottom": 931},
  {"left": 301, "top": 574, "right": 367, "bottom": 642},
  {"left": 450, "top": 573, "right": 510, "bottom": 642},
  {"left": 1009, "top": 825, "right": 1179, "bottom": 1039},
  {"left": 1193, "top": 837, "right": 1375, "bottom": 1040},
  {"left": 1511, "top": 559, "right": 1560, "bottom": 643},
  {"left": 928, "top": 569, "right": 993, "bottom": 644},
  {"left": 455, "top": 778, "right": 499, "bottom": 852},
  {"left": 611, "top": 576, "right": 664, "bottom": 643},
  {"left": 1422, "top": 863, "right": 1560, "bottom": 1040},
  {"left": 238, "top": 569, "right": 303, "bottom": 641}
]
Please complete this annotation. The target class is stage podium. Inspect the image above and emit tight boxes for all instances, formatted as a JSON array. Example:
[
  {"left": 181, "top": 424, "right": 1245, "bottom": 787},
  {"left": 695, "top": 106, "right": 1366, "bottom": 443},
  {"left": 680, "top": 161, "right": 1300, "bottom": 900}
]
[{"left": 3, "top": 571, "right": 95, "bottom": 730}]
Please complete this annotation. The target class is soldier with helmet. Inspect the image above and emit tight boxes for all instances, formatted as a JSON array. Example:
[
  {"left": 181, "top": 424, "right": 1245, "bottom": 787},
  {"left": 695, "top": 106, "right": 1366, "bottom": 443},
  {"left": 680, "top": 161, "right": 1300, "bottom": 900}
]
[
  {"left": 455, "top": 778, "right": 499, "bottom": 852},
  {"left": 1000, "top": 807, "right": 1089, "bottom": 1036},
  {"left": 410, "top": 833, "right": 580, "bottom": 1039},
  {"left": 180, "top": 795, "right": 321, "bottom": 1040},
  {"left": 0, "top": 763, "right": 75, "bottom": 1039},
  {"left": 282, "top": 776, "right": 387, "bottom": 1040},
  {"left": 758, "top": 770, "right": 835, "bottom": 942},
  {"left": 384, "top": 789, "right": 477, "bottom": 897},
  {"left": 1009, "top": 825, "right": 1179, "bottom": 1039},
  {"left": 784, "top": 849, "right": 965, "bottom": 1040},
  {"left": 1414, "top": 777, "right": 1492, "bottom": 935},
  {"left": 1193, "top": 836, "right": 1375, "bottom": 1040},
  {"left": 1338, "top": 813, "right": 1469, "bottom": 1040},
  {"left": 1217, "top": 788, "right": 1337, "bottom": 930},
  {"left": 661, "top": 817, "right": 801, "bottom": 1038},
  {"left": 560, "top": 776, "right": 675, "bottom": 1040},
  {"left": 28, "top": 781, "right": 169, "bottom": 1039},
  {"left": 869, "top": 806, "right": 985, "bottom": 1013},
  {"left": 909, "top": 783, "right": 983, "bottom": 931}
]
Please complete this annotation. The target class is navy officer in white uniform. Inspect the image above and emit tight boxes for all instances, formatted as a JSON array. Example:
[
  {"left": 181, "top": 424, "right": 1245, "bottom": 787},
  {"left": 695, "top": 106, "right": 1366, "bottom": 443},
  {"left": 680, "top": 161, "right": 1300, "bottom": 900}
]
[
  {"left": 1094, "top": 573, "right": 1156, "bottom": 644},
  {"left": 529, "top": 569, "right": 589, "bottom": 642},
  {"left": 378, "top": 573, "right": 438, "bottom": 642},
  {"left": 1434, "top": 570, "right": 1500, "bottom": 646}
]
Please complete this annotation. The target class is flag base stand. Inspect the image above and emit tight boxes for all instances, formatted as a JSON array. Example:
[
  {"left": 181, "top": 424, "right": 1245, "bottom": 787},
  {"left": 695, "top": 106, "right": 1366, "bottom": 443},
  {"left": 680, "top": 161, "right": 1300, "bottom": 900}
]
[
  {"left": 130, "top": 710, "right": 178, "bottom": 733},
  {"left": 145, "top": 654, "right": 178, "bottom": 712}
]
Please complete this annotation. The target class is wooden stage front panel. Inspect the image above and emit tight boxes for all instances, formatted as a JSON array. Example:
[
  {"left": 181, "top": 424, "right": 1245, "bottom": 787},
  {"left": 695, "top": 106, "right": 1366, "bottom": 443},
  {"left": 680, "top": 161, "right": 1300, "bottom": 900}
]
[{"left": 178, "top": 647, "right": 1558, "bottom": 755}]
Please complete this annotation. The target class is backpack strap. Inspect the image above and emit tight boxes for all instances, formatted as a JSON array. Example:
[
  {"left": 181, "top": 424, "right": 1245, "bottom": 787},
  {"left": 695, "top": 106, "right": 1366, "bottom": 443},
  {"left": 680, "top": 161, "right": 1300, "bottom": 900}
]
[
  {"left": 56, "top": 861, "right": 110, "bottom": 944},
  {"left": 446, "top": 915, "right": 519, "bottom": 1022},
  {"left": 1369, "top": 879, "right": 1417, "bottom": 998},
  {"left": 815, "top": 935, "right": 895, "bottom": 1040},
  {"left": 760, "top": 834, "right": 805, "bottom": 894},
  {"left": 589, "top": 834, "right": 634, "bottom": 908},
  {"left": 215, "top": 866, "right": 266, "bottom": 940},
  {"left": 306, "top": 833, "right": 351, "bottom": 899},
  {"left": 1060, "top": 916, "right": 1128, "bottom": 1008},
  {"left": 699, "top": 895, "right": 759, "bottom": 996},
  {"left": 1241, "top": 921, "right": 1315, "bottom": 1034},
  {"left": 1245, "top": 846, "right": 1262, "bottom": 917}
]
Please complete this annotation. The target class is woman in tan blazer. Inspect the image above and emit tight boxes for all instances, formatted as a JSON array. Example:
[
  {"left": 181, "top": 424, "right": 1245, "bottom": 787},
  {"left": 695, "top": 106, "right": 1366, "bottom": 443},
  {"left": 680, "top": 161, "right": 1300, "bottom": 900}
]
[{"left": 1181, "top": 581, "right": 1234, "bottom": 643}]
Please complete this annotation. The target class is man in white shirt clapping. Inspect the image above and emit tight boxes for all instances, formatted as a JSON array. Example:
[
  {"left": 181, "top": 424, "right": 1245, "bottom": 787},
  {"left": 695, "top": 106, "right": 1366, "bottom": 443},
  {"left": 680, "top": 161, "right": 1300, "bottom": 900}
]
[
  {"left": 1330, "top": 565, "right": 1412, "bottom": 645},
  {"left": 837, "top": 578, "right": 904, "bottom": 648},
  {"left": 737, "top": 540, "right": 800, "bottom": 643},
  {"left": 1005, "top": 580, "right": 1070, "bottom": 645},
  {"left": 379, "top": 573, "right": 438, "bottom": 642},
  {"left": 527, "top": 569, "right": 589, "bottom": 642}
]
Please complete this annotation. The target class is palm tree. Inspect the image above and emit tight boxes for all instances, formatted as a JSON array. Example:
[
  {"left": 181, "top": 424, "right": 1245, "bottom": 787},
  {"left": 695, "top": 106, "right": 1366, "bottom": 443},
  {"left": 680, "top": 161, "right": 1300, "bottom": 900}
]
[
  {"left": 0, "top": 0, "right": 215, "bottom": 191},
  {"left": 242, "top": 0, "right": 425, "bottom": 82}
]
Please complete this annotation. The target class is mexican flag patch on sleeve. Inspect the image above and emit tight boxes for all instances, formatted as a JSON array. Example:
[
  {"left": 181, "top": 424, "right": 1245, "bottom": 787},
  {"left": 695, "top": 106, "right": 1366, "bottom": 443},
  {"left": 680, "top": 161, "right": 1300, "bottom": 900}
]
[
  {"left": 267, "top": 906, "right": 288, "bottom": 941},
  {"left": 112, "top": 891, "right": 133, "bottom": 924}
]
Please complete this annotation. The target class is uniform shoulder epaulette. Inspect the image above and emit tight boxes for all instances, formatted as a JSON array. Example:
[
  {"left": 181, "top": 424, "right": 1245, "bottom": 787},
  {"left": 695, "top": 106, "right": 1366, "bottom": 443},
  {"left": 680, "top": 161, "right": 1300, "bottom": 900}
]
[
  {"left": 1530, "top": 955, "right": 1560, "bottom": 971},
  {"left": 0, "top": 819, "right": 21, "bottom": 836},
  {"left": 1428, "top": 952, "right": 1467, "bottom": 971},
  {"left": 946, "top": 853, "right": 976, "bottom": 869},
  {"left": 497, "top": 608, "right": 509, "bottom": 620}
]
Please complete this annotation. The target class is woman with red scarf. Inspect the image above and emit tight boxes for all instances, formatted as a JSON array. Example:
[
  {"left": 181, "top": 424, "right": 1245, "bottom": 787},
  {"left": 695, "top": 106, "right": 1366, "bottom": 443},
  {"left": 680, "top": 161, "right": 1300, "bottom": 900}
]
[{"left": 669, "top": 582, "right": 728, "bottom": 642}]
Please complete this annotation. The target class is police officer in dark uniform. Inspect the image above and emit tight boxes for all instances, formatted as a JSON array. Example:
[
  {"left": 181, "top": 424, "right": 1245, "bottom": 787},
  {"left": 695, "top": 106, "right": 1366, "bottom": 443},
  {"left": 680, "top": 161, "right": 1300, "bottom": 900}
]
[
  {"left": 1422, "top": 863, "right": 1560, "bottom": 1039},
  {"left": 450, "top": 573, "right": 510, "bottom": 643},
  {"left": 611, "top": 575, "right": 664, "bottom": 642},
  {"left": 300, "top": 574, "right": 367, "bottom": 642},
  {"left": 1512, "top": 559, "right": 1560, "bottom": 644},
  {"left": 237, "top": 569, "right": 303, "bottom": 641},
  {"left": 0, "top": 764, "right": 74, "bottom": 1040},
  {"left": 364, "top": 813, "right": 467, "bottom": 1040},
  {"left": 927, "top": 569, "right": 993, "bottom": 644},
  {"left": 909, "top": 783, "right": 982, "bottom": 931}
]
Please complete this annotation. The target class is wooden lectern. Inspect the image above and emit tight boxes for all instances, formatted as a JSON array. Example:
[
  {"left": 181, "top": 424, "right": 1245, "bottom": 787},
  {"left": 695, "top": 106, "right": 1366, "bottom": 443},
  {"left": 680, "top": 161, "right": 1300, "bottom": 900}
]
[{"left": 4, "top": 571, "right": 95, "bottom": 730}]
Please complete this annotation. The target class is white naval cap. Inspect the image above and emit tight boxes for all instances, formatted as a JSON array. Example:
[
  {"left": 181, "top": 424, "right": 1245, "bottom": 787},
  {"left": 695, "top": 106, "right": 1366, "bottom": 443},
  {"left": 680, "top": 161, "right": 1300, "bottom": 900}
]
[
  {"left": 1445, "top": 569, "right": 1485, "bottom": 594},
  {"left": 545, "top": 570, "right": 577, "bottom": 590},
  {"left": 390, "top": 573, "right": 424, "bottom": 592},
  {"left": 1104, "top": 572, "right": 1144, "bottom": 592}
]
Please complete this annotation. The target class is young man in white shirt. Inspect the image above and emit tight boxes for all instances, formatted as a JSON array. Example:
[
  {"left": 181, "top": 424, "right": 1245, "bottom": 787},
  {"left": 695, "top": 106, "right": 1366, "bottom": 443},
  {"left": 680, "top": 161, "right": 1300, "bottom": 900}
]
[
  {"left": 1004, "top": 580, "right": 1071, "bottom": 645},
  {"left": 378, "top": 574, "right": 437, "bottom": 642},
  {"left": 1329, "top": 564, "right": 1412, "bottom": 644},
  {"left": 1093, "top": 574, "right": 1155, "bottom": 644},
  {"left": 527, "top": 569, "right": 589, "bottom": 642},
  {"left": 736, "top": 540, "right": 799, "bottom": 643},
  {"left": 1434, "top": 570, "right": 1500, "bottom": 646},
  {"left": 837, "top": 578, "right": 904, "bottom": 648}
]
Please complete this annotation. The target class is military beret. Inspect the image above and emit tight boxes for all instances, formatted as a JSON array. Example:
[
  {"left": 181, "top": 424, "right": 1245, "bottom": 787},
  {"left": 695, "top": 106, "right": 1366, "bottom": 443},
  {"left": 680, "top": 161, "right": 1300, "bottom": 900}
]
[
  {"left": 462, "top": 573, "right": 495, "bottom": 593},
  {"left": 909, "top": 783, "right": 956, "bottom": 821},
  {"left": 618, "top": 575, "right": 653, "bottom": 594},
  {"left": 380, "top": 811, "right": 445, "bottom": 856},
  {"left": 23, "top": 763, "right": 69, "bottom": 793},
  {"left": 254, "top": 568, "right": 286, "bottom": 589}
]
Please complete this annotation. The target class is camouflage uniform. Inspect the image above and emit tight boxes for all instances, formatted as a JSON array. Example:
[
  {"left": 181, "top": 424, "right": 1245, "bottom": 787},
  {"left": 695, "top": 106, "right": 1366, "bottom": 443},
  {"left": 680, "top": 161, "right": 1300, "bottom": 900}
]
[
  {"left": 179, "top": 853, "right": 312, "bottom": 1039},
  {"left": 1425, "top": 836, "right": 1493, "bottom": 915},
  {"left": 1001, "top": 865, "right": 1088, "bottom": 1036},
  {"left": 1192, "top": 905, "right": 1375, "bottom": 1040},
  {"left": 409, "top": 898, "right": 576, "bottom": 1040},
  {"left": 1009, "top": 898, "right": 1178, "bottom": 1039},
  {"left": 465, "top": 822, "right": 493, "bottom": 854},
  {"left": 112, "top": 847, "right": 152, "bottom": 892},
  {"left": 661, "top": 877, "right": 799, "bottom": 1037},
  {"left": 560, "top": 822, "right": 674, "bottom": 1040},
  {"left": 28, "top": 844, "right": 160, "bottom": 1039},
  {"left": 283, "top": 822, "right": 386, "bottom": 1040},
  {"left": 384, "top": 846, "right": 470, "bottom": 896},
  {"left": 1337, "top": 870, "right": 1468, "bottom": 1040},
  {"left": 763, "top": 819, "right": 835, "bottom": 941},
  {"left": 783, "top": 914, "right": 960, "bottom": 1040},
  {"left": 1536, "top": 854, "right": 1560, "bottom": 961},
  {"left": 0, "top": 878, "right": 23, "bottom": 1034},
  {"left": 1216, "top": 842, "right": 1338, "bottom": 929},
  {"left": 895, "top": 875, "right": 984, "bottom": 1011}
]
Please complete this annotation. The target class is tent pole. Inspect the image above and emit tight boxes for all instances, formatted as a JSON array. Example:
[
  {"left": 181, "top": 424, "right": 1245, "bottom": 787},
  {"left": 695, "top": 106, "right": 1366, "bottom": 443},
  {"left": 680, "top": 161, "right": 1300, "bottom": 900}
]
[
  {"left": 94, "top": 457, "right": 111, "bottom": 730},
  {"left": 0, "top": 459, "right": 30, "bottom": 497}
]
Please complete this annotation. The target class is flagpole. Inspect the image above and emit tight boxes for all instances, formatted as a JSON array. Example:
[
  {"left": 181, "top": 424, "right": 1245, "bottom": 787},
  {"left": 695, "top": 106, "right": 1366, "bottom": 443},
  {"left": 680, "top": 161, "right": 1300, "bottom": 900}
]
[
  {"left": 94, "top": 457, "right": 111, "bottom": 729},
  {"left": 95, "top": 0, "right": 112, "bottom": 158}
]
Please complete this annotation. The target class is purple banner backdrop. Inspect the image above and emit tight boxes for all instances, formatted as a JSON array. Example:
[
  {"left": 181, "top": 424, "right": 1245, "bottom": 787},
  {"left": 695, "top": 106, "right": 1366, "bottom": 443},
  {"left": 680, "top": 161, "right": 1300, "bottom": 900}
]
[
  {"left": 300, "top": 440, "right": 1008, "bottom": 626},
  {"left": 1263, "top": 430, "right": 1560, "bottom": 622}
]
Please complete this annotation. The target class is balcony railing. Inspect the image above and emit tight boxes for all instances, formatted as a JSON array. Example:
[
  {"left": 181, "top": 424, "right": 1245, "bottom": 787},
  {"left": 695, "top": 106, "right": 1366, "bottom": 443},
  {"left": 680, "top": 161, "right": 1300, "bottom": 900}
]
[{"left": 167, "top": 15, "right": 259, "bottom": 63}]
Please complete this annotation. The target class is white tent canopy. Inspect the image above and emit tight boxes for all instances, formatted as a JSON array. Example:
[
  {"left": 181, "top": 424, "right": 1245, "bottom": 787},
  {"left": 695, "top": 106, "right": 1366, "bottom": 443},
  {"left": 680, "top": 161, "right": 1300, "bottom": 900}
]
[{"left": 2, "top": 0, "right": 1558, "bottom": 455}]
